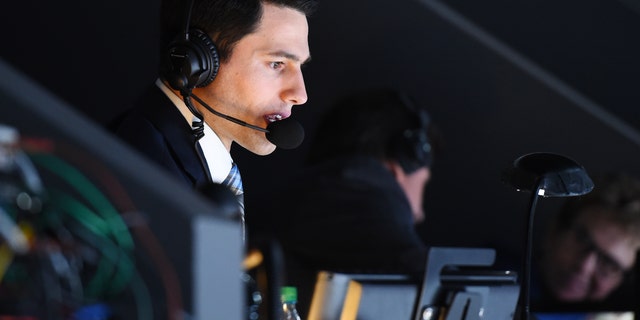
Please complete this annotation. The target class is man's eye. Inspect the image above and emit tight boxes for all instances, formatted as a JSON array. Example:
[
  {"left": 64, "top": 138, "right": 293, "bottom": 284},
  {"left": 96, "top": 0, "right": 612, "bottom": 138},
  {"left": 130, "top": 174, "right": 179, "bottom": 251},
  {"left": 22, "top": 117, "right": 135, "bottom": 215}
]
[{"left": 270, "top": 62, "right": 284, "bottom": 69}]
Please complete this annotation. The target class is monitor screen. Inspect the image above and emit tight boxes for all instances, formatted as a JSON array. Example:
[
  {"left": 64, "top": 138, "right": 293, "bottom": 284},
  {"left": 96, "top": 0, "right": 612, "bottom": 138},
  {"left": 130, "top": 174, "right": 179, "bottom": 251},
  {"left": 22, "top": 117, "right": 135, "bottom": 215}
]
[{"left": 0, "top": 58, "right": 244, "bottom": 319}]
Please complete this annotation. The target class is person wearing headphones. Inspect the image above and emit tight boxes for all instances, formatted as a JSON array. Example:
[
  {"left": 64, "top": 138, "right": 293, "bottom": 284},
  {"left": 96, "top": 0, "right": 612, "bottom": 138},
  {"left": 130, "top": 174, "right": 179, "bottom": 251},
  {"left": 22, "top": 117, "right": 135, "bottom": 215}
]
[
  {"left": 112, "top": 0, "right": 316, "bottom": 198},
  {"left": 253, "top": 87, "right": 444, "bottom": 317},
  {"left": 111, "top": 2, "right": 317, "bottom": 318}
]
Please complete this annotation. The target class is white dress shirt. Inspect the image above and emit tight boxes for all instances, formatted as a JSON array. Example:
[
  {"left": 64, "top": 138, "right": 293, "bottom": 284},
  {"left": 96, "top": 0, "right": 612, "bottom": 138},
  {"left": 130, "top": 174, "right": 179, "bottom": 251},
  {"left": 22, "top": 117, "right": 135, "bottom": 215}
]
[{"left": 155, "top": 79, "right": 232, "bottom": 183}]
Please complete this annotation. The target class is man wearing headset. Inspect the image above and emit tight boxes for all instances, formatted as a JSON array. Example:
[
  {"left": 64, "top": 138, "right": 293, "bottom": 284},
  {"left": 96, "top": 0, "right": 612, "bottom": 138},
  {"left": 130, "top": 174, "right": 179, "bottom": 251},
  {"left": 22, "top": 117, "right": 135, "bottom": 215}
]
[
  {"left": 112, "top": 1, "right": 317, "bottom": 318},
  {"left": 113, "top": 0, "right": 316, "bottom": 191},
  {"left": 253, "top": 87, "right": 444, "bottom": 317}
]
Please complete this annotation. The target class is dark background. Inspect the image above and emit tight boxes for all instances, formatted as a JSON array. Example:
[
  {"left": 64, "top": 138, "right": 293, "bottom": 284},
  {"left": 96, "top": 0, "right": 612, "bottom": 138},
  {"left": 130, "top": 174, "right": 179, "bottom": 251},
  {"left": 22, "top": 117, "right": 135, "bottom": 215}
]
[{"left": 2, "top": 0, "right": 640, "bottom": 301}]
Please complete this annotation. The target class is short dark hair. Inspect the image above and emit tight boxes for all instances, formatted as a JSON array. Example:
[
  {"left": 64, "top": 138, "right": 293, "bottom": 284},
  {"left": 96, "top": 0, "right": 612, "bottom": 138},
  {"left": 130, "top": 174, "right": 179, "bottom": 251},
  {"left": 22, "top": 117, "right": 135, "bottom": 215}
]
[
  {"left": 554, "top": 172, "right": 640, "bottom": 237},
  {"left": 307, "top": 87, "right": 443, "bottom": 173},
  {"left": 160, "top": 0, "right": 318, "bottom": 61}
]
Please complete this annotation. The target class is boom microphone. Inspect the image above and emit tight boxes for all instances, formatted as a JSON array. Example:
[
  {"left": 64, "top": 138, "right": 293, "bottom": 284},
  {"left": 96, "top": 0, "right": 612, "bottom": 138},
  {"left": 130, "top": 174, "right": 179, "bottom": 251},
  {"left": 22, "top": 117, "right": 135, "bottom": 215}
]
[
  {"left": 189, "top": 93, "right": 304, "bottom": 149},
  {"left": 265, "top": 117, "right": 304, "bottom": 149}
]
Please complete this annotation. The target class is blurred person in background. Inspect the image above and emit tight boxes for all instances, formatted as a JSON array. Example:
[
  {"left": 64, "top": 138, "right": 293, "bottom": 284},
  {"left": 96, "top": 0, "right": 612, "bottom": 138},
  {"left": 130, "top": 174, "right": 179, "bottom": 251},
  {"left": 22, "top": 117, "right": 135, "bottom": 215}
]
[
  {"left": 532, "top": 172, "right": 640, "bottom": 319},
  {"left": 252, "top": 87, "right": 444, "bottom": 317}
]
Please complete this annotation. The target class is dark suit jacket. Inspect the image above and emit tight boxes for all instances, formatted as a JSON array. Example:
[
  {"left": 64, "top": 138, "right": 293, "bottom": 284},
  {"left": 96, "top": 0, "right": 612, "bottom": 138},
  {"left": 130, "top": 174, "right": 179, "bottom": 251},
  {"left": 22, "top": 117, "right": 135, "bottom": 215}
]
[
  {"left": 264, "top": 155, "right": 427, "bottom": 273},
  {"left": 256, "top": 155, "right": 428, "bottom": 317},
  {"left": 112, "top": 85, "right": 210, "bottom": 189}
]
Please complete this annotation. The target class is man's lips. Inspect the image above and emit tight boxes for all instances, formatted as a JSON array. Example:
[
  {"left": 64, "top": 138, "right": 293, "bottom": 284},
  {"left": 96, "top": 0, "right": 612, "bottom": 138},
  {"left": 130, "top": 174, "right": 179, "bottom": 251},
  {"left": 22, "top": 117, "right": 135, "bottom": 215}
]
[{"left": 265, "top": 113, "right": 291, "bottom": 123}]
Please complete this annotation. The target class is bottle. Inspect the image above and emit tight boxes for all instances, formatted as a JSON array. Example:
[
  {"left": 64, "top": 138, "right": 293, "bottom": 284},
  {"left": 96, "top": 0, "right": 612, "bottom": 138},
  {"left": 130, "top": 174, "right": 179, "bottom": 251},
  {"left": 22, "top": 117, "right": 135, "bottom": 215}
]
[{"left": 280, "top": 286, "right": 301, "bottom": 320}]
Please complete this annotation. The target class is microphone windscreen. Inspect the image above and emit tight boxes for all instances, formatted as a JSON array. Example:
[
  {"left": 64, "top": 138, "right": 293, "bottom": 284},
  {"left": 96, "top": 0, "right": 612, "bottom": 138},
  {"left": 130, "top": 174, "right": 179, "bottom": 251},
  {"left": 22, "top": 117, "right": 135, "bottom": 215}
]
[{"left": 266, "top": 118, "right": 305, "bottom": 149}]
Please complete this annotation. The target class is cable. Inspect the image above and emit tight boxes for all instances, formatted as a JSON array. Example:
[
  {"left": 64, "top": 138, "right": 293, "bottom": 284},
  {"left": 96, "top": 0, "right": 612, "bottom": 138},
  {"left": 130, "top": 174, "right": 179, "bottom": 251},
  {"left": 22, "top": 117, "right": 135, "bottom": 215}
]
[
  {"left": 29, "top": 153, "right": 135, "bottom": 252},
  {"left": 48, "top": 188, "right": 134, "bottom": 298},
  {"left": 20, "top": 149, "right": 152, "bottom": 318},
  {"left": 64, "top": 217, "right": 153, "bottom": 320},
  {"left": 26, "top": 138, "right": 186, "bottom": 320}
]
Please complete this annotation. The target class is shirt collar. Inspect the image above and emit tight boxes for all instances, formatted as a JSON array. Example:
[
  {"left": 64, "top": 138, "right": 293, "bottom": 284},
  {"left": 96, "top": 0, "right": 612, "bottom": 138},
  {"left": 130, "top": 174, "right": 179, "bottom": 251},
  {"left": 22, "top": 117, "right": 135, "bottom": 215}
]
[{"left": 156, "top": 79, "right": 233, "bottom": 183}]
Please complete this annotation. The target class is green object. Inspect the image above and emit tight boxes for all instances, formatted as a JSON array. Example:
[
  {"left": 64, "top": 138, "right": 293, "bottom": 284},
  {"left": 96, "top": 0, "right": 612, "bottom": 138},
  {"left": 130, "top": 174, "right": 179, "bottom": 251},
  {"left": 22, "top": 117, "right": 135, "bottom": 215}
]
[{"left": 281, "top": 286, "right": 298, "bottom": 303}]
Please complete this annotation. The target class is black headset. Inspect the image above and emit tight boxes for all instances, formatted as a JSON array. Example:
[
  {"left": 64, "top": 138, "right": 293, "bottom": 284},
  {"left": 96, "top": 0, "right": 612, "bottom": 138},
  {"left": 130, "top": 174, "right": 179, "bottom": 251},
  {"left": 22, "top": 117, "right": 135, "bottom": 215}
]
[
  {"left": 393, "top": 93, "right": 433, "bottom": 173},
  {"left": 161, "top": 0, "right": 220, "bottom": 93}
]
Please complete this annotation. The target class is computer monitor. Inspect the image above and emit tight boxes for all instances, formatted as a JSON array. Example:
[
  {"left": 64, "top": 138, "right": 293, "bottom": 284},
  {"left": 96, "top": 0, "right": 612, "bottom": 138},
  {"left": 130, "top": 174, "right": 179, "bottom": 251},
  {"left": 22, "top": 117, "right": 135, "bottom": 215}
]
[
  {"left": 308, "top": 247, "right": 520, "bottom": 320},
  {"left": 0, "top": 58, "right": 244, "bottom": 319}
]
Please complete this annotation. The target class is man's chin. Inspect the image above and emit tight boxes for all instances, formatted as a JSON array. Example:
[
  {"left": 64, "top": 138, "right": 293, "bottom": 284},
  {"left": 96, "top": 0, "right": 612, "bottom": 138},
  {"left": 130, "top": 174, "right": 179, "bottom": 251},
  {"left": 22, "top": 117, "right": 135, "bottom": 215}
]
[
  {"left": 555, "top": 283, "right": 589, "bottom": 302},
  {"left": 252, "top": 143, "right": 277, "bottom": 156},
  {"left": 237, "top": 138, "right": 277, "bottom": 155}
]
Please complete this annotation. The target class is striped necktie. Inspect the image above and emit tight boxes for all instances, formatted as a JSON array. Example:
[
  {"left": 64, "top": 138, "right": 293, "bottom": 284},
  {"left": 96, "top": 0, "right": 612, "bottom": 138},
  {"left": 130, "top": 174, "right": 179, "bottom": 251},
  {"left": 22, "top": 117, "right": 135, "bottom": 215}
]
[
  {"left": 223, "top": 162, "right": 245, "bottom": 241},
  {"left": 223, "top": 162, "right": 244, "bottom": 206}
]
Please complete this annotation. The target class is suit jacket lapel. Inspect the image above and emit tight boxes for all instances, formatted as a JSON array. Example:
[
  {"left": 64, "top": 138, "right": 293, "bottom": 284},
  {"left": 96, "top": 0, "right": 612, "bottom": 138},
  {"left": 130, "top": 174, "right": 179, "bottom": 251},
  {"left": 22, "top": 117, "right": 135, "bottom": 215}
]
[{"left": 144, "top": 87, "right": 211, "bottom": 187}]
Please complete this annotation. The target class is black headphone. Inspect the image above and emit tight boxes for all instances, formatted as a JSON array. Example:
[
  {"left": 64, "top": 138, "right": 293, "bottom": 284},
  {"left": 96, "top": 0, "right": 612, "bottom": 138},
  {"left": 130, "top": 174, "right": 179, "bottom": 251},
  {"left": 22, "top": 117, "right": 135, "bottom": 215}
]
[
  {"left": 161, "top": 0, "right": 220, "bottom": 93},
  {"left": 393, "top": 93, "right": 433, "bottom": 173}
]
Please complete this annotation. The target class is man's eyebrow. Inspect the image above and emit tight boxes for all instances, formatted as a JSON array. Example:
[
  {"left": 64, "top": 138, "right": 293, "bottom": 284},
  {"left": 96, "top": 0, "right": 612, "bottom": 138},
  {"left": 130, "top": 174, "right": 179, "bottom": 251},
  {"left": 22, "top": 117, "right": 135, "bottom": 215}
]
[{"left": 268, "top": 50, "right": 312, "bottom": 64}]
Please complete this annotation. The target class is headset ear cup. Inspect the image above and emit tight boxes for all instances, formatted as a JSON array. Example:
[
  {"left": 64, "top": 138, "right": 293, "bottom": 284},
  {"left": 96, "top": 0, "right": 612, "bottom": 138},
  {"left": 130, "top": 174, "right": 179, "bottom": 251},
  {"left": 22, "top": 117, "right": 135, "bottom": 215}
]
[
  {"left": 162, "top": 29, "right": 220, "bottom": 91},
  {"left": 393, "top": 131, "right": 414, "bottom": 172},
  {"left": 393, "top": 94, "right": 433, "bottom": 173},
  {"left": 163, "top": 40, "right": 190, "bottom": 91},
  {"left": 190, "top": 29, "right": 220, "bottom": 88},
  {"left": 394, "top": 128, "right": 425, "bottom": 173}
]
